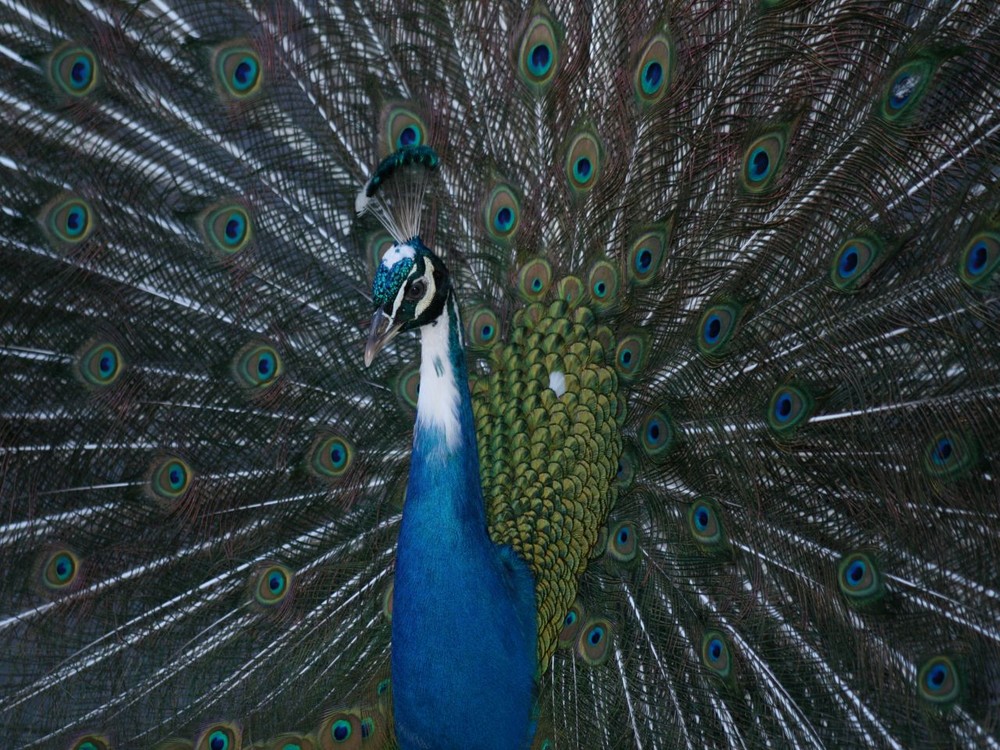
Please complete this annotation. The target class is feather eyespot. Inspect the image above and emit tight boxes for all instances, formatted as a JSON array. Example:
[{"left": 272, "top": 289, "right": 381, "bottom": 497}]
[
  {"left": 201, "top": 204, "right": 252, "bottom": 256},
  {"left": 252, "top": 564, "right": 294, "bottom": 606},
  {"left": 741, "top": 132, "right": 786, "bottom": 193},
  {"left": 70, "top": 736, "right": 111, "bottom": 750},
  {"left": 558, "top": 600, "right": 586, "bottom": 648},
  {"left": 628, "top": 230, "right": 666, "bottom": 285},
  {"left": 587, "top": 260, "right": 620, "bottom": 309},
  {"left": 233, "top": 343, "right": 283, "bottom": 388},
  {"left": 959, "top": 230, "right": 1000, "bottom": 286},
  {"left": 880, "top": 57, "right": 935, "bottom": 122},
  {"left": 576, "top": 617, "right": 613, "bottom": 666},
  {"left": 634, "top": 33, "right": 673, "bottom": 105},
  {"left": 831, "top": 236, "right": 881, "bottom": 290},
  {"left": 309, "top": 435, "right": 354, "bottom": 479},
  {"left": 517, "top": 258, "right": 552, "bottom": 300},
  {"left": 918, "top": 656, "right": 960, "bottom": 705},
  {"left": 640, "top": 409, "right": 673, "bottom": 457},
  {"left": 214, "top": 43, "right": 262, "bottom": 100},
  {"left": 688, "top": 498, "right": 724, "bottom": 547},
  {"left": 151, "top": 457, "right": 192, "bottom": 500},
  {"left": 923, "top": 431, "right": 974, "bottom": 478},
  {"left": 614, "top": 334, "right": 646, "bottom": 381},
  {"left": 607, "top": 520, "right": 638, "bottom": 562},
  {"left": 767, "top": 385, "right": 812, "bottom": 434},
  {"left": 837, "top": 552, "right": 883, "bottom": 603},
  {"left": 565, "top": 132, "right": 603, "bottom": 193},
  {"left": 39, "top": 195, "right": 95, "bottom": 248},
  {"left": 319, "top": 712, "right": 362, "bottom": 748},
  {"left": 697, "top": 303, "right": 740, "bottom": 356},
  {"left": 468, "top": 307, "right": 500, "bottom": 349},
  {"left": 195, "top": 723, "right": 240, "bottom": 750},
  {"left": 382, "top": 105, "right": 428, "bottom": 153},
  {"left": 40, "top": 549, "right": 80, "bottom": 592},
  {"left": 50, "top": 44, "right": 99, "bottom": 97},
  {"left": 484, "top": 184, "right": 520, "bottom": 241},
  {"left": 517, "top": 13, "right": 560, "bottom": 88},
  {"left": 77, "top": 341, "right": 123, "bottom": 387},
  {"left": 701, "top": 631, "right": 732, "bottom": 678}
]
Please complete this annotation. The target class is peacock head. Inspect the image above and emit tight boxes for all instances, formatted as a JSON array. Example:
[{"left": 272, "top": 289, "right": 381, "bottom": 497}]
[{"left": 364, "top": 238, "right": 450, "bottom": 367}]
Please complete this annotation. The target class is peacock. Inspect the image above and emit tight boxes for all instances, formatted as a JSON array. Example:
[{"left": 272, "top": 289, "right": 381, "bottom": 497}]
[{"left": 2, "top": 0, "right": 999, "bottom": 747}]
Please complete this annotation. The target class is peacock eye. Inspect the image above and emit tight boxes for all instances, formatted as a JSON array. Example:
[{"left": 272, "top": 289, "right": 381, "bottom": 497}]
[{"left": 405, "top": 280, "right": 426, "bottom": 301}]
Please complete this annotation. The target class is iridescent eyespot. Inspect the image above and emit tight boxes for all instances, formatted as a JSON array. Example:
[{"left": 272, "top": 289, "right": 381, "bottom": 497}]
[
  {"left": 559, "top": 599, "right": 586, "bottom": 649},
  {"left": 701, "top": 631, "right": 732, "bottom": 678},
  {"left": 367, "top": 231, "right": 395, "bottom": 276},
  {"left": 634, "top": 33, "right": 673, "bottom": 105},
  {"left": 253, "top": 563, "right": 293, "bottom": 606},
  {"left": 615, "top": 450, "right": 635, "bottom": 487},
  {"left": 150, "top": 457, "right": 192, "bottom": 500},
  {"left": 195, "top": 722, "right": 240, "bottom": 750},
  {"left": 70, "top": 736, "right": 111, "bottom": 750},
  {"left": 40, "top": 549, "right": 80, "bottom": 591},
  {"left": 607, "top": 520, "right": 638, "bottom": 562},
  {"left": 201, "top": 204, "right": 252, "bottom": 256},
  {"left": 628, "top": 229, "right": 667, "bottom": 285},
  {"left": 958, "top": 230, "right": 1000, "bottom": 287},
  {"left": 742, "top": 131, "right": 786, "bottom": 193},
  {"left": 640, "top": 409, "right": 673, "bottom": 457},
  {"left": 576, "top": 617, "right": 613, "bottom": 666},
  {"left": 517, "top": 258, "right": 552, "bottom": 300},
  {"left": 214, "top": 42, "right": 262, "bottom": 100},
  {"left": 767, "top": 385, "right": 812, "bottom": 434},
  {"left": 923, "top": 431, "right": 974, "bottom": 478},
  {"left": 394, "top": 364, "right": 420, "bottom": 412},
  {"left": 382, "top": 105, "right": 428, "bottom": 154},
  {"left": 233, "top": 342, "right": 283, "bottom": 388},
  {"left": 837, "top": 552, "right": 883, "bottom": 603},
  {"left": 309, "top": 435, "right": 354, "bottom": 478},
  {"left": 468, "top": 307, "right": 500, "bottom": 348},
  {"left": 697, "top": 303, "right": 740, "bottom": 356},
  {"left": 614, "top": 334, "right": 646, "bottom": 382},
  {"left": 556, "top": 275, "right": 584, "bottom": 305},
  {"left": 688, "top": 498, "right": 724, "bottom": 547},
  {"left": 565, "top": 132, "right": 603, "bottom": 193},
  {"left": 483, "top": 184, "right": 521, "bottom": 241},
  {"left": 831, "top": 236, "right": 881, "bottom": 291},
  {"left": 587, "top": 259, "right": 620, "bottom": 309},
  {"left": 319, "top": 712, "right": 362, "bottom": 748},
  {"left": 39, "top": 195, "right": 95, "bottom": 248},
  {"left": 77, "top": 341, "right": 123, "bottom": 387},
  {"left": 880, "top": 57, "right": 935, "bottom": 122},
  {"left": 517, "top": 13, "right": 560, "bottom": 88},
  {"left": 917, "top": 655, "right": 960, "bottom": 705},
  {"left": 50, "top": 44, "right": 99, "bottom": 97}
]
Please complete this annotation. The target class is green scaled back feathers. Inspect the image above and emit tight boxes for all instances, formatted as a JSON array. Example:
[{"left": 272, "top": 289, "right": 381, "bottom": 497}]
[{"left": 1, "top": 0, "right": 1000, "bottom": 748}]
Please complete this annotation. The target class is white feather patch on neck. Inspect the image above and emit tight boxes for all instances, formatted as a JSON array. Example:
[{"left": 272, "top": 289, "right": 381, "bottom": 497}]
[{"left": 416, "top": 302, "right": 461, "bottom": 453}]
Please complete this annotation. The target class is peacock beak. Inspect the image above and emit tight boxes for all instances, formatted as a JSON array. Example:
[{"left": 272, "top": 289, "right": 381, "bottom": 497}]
[{"left": 364, "top": 311, "right": 402, "bottom": 367}]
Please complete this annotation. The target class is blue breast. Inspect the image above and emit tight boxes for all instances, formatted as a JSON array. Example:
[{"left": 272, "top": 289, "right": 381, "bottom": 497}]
[{"left": 391, "top": 319, "right": 538, "bottom": 749}]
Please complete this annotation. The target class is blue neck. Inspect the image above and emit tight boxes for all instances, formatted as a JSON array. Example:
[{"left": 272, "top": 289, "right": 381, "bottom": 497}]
[{"left": 391, "top": 293, "right": 538, "bottom": 750}]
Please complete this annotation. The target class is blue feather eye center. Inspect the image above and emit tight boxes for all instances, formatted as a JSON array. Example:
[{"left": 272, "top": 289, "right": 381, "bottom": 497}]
[
  {"left": 636, "top": 248, "right": 653, "bottom": 271},
  {"left": 846, "top": 560, "right": 866, "bottom": 585},
  {"left": 481, "top": 324, "right": 493, "bottom": 339},
  {"left": 209, "top": 730, "right": 229, "bottom": 750},
  {"left": 642, "top": 61, "right": 663, "bottom": 93},
  {"left": 529, "top": 43, "right": 552, "bottom": 76},
  {"left": 618, "top": 528, "right": 629, "bottom": 544},
  {"left": 694, "top": 507, "right": 709, "bottom": 530},
  {"left": 707, "top": 638, "right": 723, "bottom": 662},
  {"left": 648, "top": 421, "right": 660, "bottom": 441},
  {"left": 233, "top": 57, "right": 258, "bottom": 90},
  {"left": 968, "top": 241, "right": 988, "bottom": 274},
  {"left": 268, "top": 571, "right": 284, "bottom": 593},
  {"left": 65, "top": 205, "right": 86, "bottom": 235},
  {"left": 398, "top": 125, "right": 419, "bottom": 147},
  {"left": 704, "top": 314, "right": 722, "bottom": 343},
  {"left": 839, "top": 245, "right": 860, "bottom": 277},
  {"left": 588, "top": 626, "right": 604, "bottom": 645},
  {"left": 494, "top": 207, "right": 514, "bottom": 232},
  {"left": 532, "top": 277, "right": 543, "bottom": 291},
  {"left": 564, "top": 611, "right": 577, "bottom": 627},
  {"left": 932, "top": 437, "right": 953, "bottom": 464},
  {"left": 332, "top": 719, "right": 352, "bottom": 741},
  {"left": 54, "top": 553, "right": 74, "bottom": 581},
  {"left": 594, "top": 280, "right": 607, "bottom": 297},
  {"left": 224, "top": 213, "right": 246, "bottom": 244},
  {"left": 574, "top": 156, "right": 592, "bottom": 182},
  {"left": 167, "top": 462, "right": 185, "bottom": 490},
  {"left": 749, "top": 147, "right": 770, "bottom": 181},
  {"left": 71, "top": 57, "right": 91, "bottom": 86},
  {"left": 775, "top": 393, "right": 792, "bottom": 420},
  {"left": 927, "top": 664, "right": 947, "bottom": 688}
]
